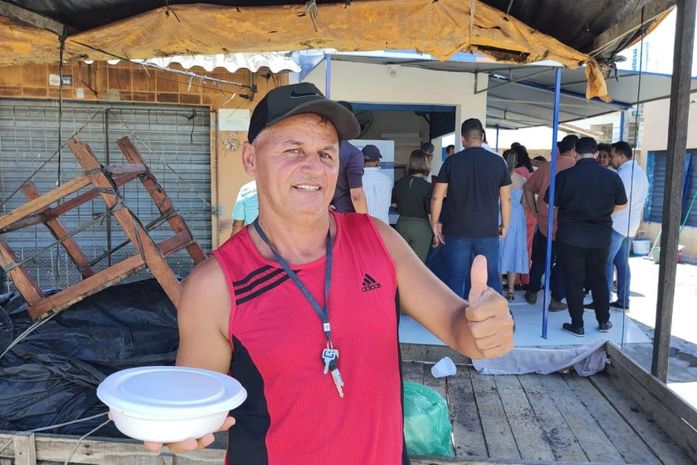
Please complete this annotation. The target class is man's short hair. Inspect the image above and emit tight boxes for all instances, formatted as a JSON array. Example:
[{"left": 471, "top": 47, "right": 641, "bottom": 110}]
[
  {"left": 461, "top": 118, "right": 484, "bottom": 138},
  {"left": 446, "top": 144, "right": 455, "bottom": 152},
  {"left": 421, "top": 142, "right": 435, "bottom": 155},
  {"left": 612, "top": 141, "right": 633, "bottom": 159},
  {"left": 575, "top": 137, "right": 598, "bottom": 155},
  {"left": 557, "top": 135, "right": 579, "bottom": 154},
  {"left": 598, "top": 143, "right": 612, "bottom": 153}
]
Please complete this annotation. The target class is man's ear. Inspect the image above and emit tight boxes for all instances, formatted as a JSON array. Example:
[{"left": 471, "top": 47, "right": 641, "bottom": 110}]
[{"left": 242, "top": 141, "right": 257, "bottom": 177}]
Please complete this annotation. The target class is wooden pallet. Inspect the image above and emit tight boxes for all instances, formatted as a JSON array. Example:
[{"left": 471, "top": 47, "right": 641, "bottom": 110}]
[{"left": 0, "top": 136, "right": 206, "bottom": 319}]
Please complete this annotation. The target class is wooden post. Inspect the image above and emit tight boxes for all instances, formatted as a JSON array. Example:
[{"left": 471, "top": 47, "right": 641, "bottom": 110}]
[
  {"left": 12, "top": 433, "right": 36, "bottom": 465},
  {"left": 115, "top": 137, "right": 206, "bottom": 264},
  {"left": 20, "top": 181, "right": 96, "bottom": 278},
  {"left": 67, "top": 138, "right": 182, "bottom": 309},
  {"left": 652, "top": 0, "right": 697, "bottom": 382}
]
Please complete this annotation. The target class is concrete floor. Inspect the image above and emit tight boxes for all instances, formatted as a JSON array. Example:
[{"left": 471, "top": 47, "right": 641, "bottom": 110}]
[{"left": 399, "top": 256, "right": 697, "bottom": 408}]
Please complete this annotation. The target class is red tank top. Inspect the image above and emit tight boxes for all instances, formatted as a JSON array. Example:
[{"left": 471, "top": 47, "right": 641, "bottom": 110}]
[{"left": 212, "top": 213, "right": 407, "bottom": 465}]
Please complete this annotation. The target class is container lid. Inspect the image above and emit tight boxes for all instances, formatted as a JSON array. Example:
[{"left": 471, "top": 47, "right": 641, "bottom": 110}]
[{"left": 97, "top": 366, "right": 247, "bottom": 420}]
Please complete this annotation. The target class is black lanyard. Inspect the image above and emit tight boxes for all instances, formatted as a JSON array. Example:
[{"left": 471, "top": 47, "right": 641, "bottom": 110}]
[{"left": 253, "top": 220, "right": 334, "bottom": 344}]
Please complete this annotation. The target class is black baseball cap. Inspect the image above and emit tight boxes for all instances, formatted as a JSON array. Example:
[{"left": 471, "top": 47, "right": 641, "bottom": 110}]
[
  {"left": 362, "top": 144, "right": 382, "bottom": 160},
  {"left": 248, "top": 83, "right": 361, "bottom": 142}
]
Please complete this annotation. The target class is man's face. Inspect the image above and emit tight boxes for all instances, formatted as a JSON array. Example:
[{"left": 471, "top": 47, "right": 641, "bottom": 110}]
[
  {"left": 598, "top": 150, "right": 611, "bottom": 167},
  {"left": 610, "top": 148, "right": 625, "bottom": 169},
  {"left": 242, "top": 113, "right": 340, "bottom": 221}
]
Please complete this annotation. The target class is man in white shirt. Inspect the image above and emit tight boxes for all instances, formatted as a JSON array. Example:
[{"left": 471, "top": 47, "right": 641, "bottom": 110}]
[
  {"left": 361, "top": 144, "right": 393, "bottom": 224},
  {"left": 607, "top": 141, "right": 649, "bottom": 308}
]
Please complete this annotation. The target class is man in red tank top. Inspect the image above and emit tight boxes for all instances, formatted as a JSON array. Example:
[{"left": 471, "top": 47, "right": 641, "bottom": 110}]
[{"left": 144, "top": 83, "right": 514, "bottom": 465}]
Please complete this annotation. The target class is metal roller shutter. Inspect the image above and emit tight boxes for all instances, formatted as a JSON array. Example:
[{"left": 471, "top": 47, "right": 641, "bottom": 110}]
[{"left": 0, "top": 99, "right": 211, "bottom": 291}]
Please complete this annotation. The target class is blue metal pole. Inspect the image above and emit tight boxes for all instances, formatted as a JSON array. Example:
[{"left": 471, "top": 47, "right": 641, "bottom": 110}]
[
  {"left": 542, "top": 67, "right": 562, "bottom": 339},
  {"left": 325, "top": 53, "right": 332, "bottom": 98},
  {"left": 619, "top": 111, "right": 625, "bottom": 141},
  {"left": 495, "top": 125, "right": 500, "bottom": 152}
]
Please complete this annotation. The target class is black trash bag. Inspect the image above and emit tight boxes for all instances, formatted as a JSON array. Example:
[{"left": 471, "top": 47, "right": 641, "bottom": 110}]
[{"left": 0, "top": 278, "right": 180, "bottom": 435}]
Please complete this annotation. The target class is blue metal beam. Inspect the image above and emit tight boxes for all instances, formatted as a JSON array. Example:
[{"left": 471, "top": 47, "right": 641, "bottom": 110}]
[
  {"left": 325, "top": 53, "right": 332, "bottom": 98},
  {"left": 542, "top": 67, "right": 563, "bottom": 339}
]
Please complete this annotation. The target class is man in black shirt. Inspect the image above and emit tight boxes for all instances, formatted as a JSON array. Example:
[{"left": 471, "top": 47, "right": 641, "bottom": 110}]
[
  {"left": 545, "top": 137, "right": 627, "bottom": 336},
  {"left": 432, "top": 118, "right": 512, "bottom": 297}
]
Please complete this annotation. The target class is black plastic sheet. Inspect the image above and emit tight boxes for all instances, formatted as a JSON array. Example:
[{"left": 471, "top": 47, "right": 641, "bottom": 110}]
[{"left": 0, "top": 279, "right": 179, "bottom": 436}]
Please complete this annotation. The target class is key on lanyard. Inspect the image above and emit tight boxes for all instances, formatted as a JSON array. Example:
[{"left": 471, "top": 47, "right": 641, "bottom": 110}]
[
  {"left": 321, "top": 348, "right": 339, "bottom": 375},
  {"left": 330, "top": 363, "right": 345, "bottom": 398}
]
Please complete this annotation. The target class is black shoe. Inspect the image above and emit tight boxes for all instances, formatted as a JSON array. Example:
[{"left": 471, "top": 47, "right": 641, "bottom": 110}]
[
  {"left": 524, "top": 291, "right": 537, "bottom": 305},
  {"left": 598, "top": 321, "right": 613, "bottom": 332},
  {"left": 609, "top": 301, "right": 628, "bottom": 310},
  {"left": 548, "top": 299, "right": 568, "bottom": 312},
  {"left": 584, "top": 302, "right": 596, "bottom": 311},
  {"left": 562, "top": 323, "right": 585, "bottom": 337}
]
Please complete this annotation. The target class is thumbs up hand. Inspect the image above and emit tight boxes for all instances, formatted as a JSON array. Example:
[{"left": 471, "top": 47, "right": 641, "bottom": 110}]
[{"left": 464, "top": 256, "right": 514, "bottom": 359}]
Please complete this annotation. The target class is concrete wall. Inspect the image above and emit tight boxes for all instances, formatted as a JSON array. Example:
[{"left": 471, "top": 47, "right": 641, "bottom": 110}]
[
  {"left": 640, "top": 98, "right": 697, "bottom": 260},
  {"left": 304, "top": 60, "right": 487, "bottom": 175},
  {"left": 0, "top": 61, "right": 288, "bottom": 247}
]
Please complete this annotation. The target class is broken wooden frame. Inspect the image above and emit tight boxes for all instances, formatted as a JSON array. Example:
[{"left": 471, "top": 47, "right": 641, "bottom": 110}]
[{"left": 0, "top": 136, "right": 206, "bottom": 320}]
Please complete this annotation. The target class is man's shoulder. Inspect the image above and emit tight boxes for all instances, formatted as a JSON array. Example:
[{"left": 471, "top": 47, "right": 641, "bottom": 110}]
[{"left": 340, "top": 140, "right": 362, "bottom": 157}]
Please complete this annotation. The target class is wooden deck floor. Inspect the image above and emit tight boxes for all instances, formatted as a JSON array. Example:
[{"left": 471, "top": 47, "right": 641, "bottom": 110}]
[
  {"left": 404, "top": 361, "right": 695, "bottom": 465},
  {"left": 1, "top": 356, "right": 694, "bottom": 465}
]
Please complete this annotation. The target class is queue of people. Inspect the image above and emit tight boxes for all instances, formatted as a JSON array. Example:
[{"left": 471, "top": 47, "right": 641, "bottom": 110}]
[{"left": 229, "top": 98, "right": 649, "bottom": 341}]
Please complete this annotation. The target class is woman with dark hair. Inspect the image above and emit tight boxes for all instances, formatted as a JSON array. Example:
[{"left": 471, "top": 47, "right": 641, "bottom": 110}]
[
  {"left": 511, "top": 142, "right": 535, "bottom": 287},
  {"left": 392, "top": 149, "right": 433, "bottom": 262},
  {"left": 499, "top": 149, "right": 529, "bottom": 300},
  {"left": 511, "top": 142, "right": 534, "bottom": 178}
]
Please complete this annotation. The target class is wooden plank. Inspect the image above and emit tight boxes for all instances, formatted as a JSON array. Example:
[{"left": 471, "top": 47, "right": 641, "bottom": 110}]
[
  {"left": 607, "top": 343, "right": 697, "bottom": 432},
  {"left": 517, "top": 374, "right": 587, "bottom": 463},
  {"left": 0, "top": 238, "right": 44, "bottom": 305},
  {"left": 0, "top": 432, "right": 644, "bottom": 465},
  {"left": 493, "top": 375, "right": 555, "bottom": 462},
  {"left": 448, "top": 367, "right": 488, "bottom": 458},
  {"left": 0, "top": 0, "right": 66, "bottom": 36},
  {"left": 68, "top": 138, "right": 181, "bottom": 310},
  {"left": 0, "top": 175, "right": 91, "bottom": 231},
  {"left": 591, "top": 373, "right": 696, "bottom": 465},
  {"left": 538, "top": 373, "right": 623, "bottom": 463},
  {"left": 653, "top": 0, "right": 697, "bottom": 382},
  {"left": 592, "top": 0, "right": 674, "bottom": 54},
  {"left": 116, "top": 137, "right": 206, "bottom": 265},
  {"left": 104, "top": 163, "right": 148, "bottom": 177},
  {"left": 400, "top": 343, "right": 470, "bottom": 364},
  {"left": 21, "top": 181, "right": 96, "bottom": 278},
  {"left": 470, "top": 371, "right": 521, "bottom": 460},
  {"left": 0, "top": 174, "right": 140, "bottom": 234},
  {"left": 606, "top": 348, "right": 697, "bottom": 464},
  {"left": 0, "top": 433, "right": 224, "bottom": 465},
  {"left": 402, "top": 361, "right": 425, "bottom": 384},
  {"left": 564, "top": 375, "right": 660, "bottom": 465},
  {"left": 27, "top": 230, "right": 190, "bottom": 319},
  {"left": 12, "top": 433, "right": 36, "bottom": 465}
]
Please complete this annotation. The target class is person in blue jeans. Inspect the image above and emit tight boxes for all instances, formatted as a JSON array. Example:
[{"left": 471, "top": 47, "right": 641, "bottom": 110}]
[
  {"left": 431, "top": 118, "right": 512, "bottom": 297},
  {"left": 607, "top": 141, "right": 649, "bottom": 308}
]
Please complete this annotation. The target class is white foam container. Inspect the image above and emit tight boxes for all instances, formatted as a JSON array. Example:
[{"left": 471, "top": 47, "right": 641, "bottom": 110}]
[{"left": 97, "top": 366, "right": 247, "bottom": 443}]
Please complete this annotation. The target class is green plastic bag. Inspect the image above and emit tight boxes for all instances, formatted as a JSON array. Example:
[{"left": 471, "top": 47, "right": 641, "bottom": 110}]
[{"left": 403, "top": 381, "right": 453, "bottom": 457}]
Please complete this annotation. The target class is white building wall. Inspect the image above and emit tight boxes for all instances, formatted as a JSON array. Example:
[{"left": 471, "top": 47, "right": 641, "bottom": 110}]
[{"left": 304, "top": 60, "right": 487, "bottom": 175}]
